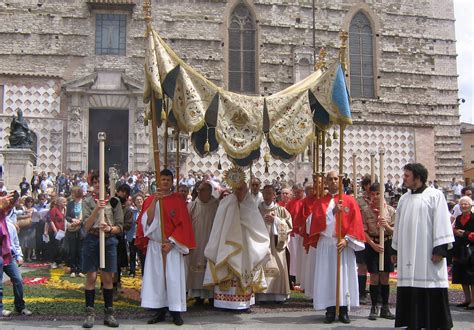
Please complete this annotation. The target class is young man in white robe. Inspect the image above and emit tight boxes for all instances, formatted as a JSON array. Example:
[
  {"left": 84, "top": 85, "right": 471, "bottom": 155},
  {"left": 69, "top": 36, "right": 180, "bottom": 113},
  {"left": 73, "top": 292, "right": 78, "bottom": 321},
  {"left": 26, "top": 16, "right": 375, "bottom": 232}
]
[
  {"left": 203, "top": 174, "right": 270, "bottom": 311},
  {"left": 392, "top": 163, "right": 454, "bottom": 329},
  {"left": 186, "top": 181, "right": 219, "bottom": 303},
  {"left": 256, "top": 184, "right": 293, "bottom": 302},
  {"left": 140, "top": 169, "right": 196, "bottom": 326},
  {"left": 306, "top": 171, "right": 366, "bottom": 324}
]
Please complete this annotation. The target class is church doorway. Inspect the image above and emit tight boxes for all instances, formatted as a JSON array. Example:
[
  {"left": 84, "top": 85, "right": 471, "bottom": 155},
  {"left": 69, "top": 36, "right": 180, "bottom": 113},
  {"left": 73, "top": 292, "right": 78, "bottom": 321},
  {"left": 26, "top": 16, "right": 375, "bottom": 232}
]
[{"left": 88, "top": 109, "right": 129, "bottom": 173}]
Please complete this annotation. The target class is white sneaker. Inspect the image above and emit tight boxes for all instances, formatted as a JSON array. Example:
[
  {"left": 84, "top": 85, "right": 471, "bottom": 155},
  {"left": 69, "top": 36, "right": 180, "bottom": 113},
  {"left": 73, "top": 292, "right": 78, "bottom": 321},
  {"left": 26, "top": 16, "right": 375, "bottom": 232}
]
[
  {"left": 70, "top": 272, "right": 76, "bottom": 278},
  {"left": 2, "top": 309, "right": 12, "bottom": 317},
  {"left": 19, "top": 308, "right": 32, "bottom": 316},
  {"left": 51, "top": 262, "right": 58, "bottom": 269},
  {"left": 78, "top": 273, "right": 85, "bottom": 278}
]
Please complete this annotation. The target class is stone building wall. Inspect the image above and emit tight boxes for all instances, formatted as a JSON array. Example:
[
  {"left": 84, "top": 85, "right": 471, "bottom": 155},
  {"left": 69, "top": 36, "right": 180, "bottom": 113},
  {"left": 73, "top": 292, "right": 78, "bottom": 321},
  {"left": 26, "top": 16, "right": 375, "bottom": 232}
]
[{"left": 0, "top": 0, "right": 462, "bottom": 186}]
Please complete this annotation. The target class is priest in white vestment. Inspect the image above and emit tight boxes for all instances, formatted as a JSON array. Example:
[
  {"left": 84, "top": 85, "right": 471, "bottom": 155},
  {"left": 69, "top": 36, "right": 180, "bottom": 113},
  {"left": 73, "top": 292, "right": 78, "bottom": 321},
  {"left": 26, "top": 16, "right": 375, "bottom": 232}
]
[
  {"left": 256, "top": 184, "right": 292, "bottom": 302},
  {"left": 140, "top": 169, "right": 196, "bottom": 326},
  {"left": 186, "top": 181, "right": 219, "bottom": 302},
  {"left": 203, "top": 171, "right": 270, "bottom": 310},
  {"left": 392, "top": 163, "right": 454, "bottom": 329},
  {"left": 307, "top": 171, "right": 366, "bottom": 324}
]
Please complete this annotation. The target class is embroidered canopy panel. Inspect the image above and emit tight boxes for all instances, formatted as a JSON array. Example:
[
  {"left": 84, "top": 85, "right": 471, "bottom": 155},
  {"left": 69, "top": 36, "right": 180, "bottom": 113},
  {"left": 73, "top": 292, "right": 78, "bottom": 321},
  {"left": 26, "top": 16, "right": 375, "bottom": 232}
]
[{"left": 144, "top": 29, "right": 352, "bottom": 166}]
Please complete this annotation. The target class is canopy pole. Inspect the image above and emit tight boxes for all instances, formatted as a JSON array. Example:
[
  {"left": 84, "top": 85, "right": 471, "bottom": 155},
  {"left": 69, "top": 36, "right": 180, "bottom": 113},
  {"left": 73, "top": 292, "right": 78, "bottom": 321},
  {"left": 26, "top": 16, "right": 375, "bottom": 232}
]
[
  {"left": 335, "top": 29, "right": 349, "bottom": 319},
  {"left": 335, "top": 125, "right": 345, "bottom": 318},
  {"left": 175, "top": 128, "right": 180, "bottom": 185},
  {"left": 319, "top": 130, "right": 326, "bottom": 197},
  {"left": 352, "top": 153, "right": 357, "bottom": 198},
  {"left": 144, "top": 0, "right": 167, "bottom": 289},
  {"left": 163, "top": 97, "right": 169, "bottom": 169}
]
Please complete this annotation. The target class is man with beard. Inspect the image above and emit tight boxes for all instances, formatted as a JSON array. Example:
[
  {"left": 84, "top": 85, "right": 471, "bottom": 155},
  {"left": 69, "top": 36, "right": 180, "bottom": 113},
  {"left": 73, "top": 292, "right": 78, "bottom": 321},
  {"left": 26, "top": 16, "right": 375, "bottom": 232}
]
[
  {"left": 392, "top": 163, "right": 454, "bottom": 329},
  {"left": 257, "top": 185, "right": 292, "bottom": 302},
  {"left": 186, "top": 181, "right": 219, "bottom": 303}
]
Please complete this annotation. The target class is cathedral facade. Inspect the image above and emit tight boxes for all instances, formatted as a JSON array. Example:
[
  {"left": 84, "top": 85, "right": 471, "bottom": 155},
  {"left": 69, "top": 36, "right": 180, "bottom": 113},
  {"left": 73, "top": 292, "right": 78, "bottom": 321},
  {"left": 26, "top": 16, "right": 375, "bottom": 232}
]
[{"left": 0, "top": 0, "right": 462, "bottom": 186}]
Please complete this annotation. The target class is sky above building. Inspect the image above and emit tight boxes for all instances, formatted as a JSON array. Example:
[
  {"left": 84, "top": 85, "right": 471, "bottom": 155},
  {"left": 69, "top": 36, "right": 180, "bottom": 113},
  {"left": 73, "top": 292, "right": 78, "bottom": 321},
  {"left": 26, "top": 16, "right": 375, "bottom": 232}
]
[{"left": 454, "top": 0, "right": 473, "bottom": 123}]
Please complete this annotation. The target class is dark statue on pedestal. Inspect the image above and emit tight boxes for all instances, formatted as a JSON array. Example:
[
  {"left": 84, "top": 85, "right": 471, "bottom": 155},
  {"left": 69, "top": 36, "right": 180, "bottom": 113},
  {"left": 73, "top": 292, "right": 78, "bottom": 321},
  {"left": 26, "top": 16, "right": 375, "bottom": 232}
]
[{"left": 8, "top": 110, "right": 33, "bottom": 149}]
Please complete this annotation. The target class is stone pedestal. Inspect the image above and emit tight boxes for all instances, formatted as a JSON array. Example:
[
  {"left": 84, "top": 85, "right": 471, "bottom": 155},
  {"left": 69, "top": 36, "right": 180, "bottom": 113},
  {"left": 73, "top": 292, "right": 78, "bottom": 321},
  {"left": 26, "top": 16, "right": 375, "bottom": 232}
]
[{"left": 0, "top": 148, "right": 36, "bottom": 190}]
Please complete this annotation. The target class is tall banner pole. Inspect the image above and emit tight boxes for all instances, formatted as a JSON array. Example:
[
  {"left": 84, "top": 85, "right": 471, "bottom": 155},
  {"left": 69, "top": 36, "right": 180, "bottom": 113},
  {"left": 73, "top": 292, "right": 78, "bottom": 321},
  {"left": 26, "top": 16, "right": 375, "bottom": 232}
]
[
  {"left": 320, "top": 130, "right": 326, "bottom": 197},
  {"left": 313, "top": 127, "right": 320, "bottom": 198},
  {"left": 378, "top": 147, "right": 385, "bottom": 271},
  {"left": 352, "top": 153, "right": 357, "bottom": 198},
  {"left": 98, "top": 132, "right": 106, "bottom": 269},
  {"left": 175, "top": 128, "right": 180, "bottom": 185},
  {"left": 335, "top": 125, "right": 345, "bottom": 318},
  {"left": 144, "top": 0, "right": 167, "bottom": 288}
]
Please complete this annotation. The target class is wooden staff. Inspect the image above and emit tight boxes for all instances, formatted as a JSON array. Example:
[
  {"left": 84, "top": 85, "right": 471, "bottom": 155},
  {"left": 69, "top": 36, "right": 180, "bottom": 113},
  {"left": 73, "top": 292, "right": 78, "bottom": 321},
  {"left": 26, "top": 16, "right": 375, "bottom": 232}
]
[
  {"left": 370, "top": 151, "right": 376, "bottom": 184},
  {"left": 335, "top": 125, "right": 345, "bottom": 317},
  {"left": 163, "top": 98, "right": 169, "bottom": 169},
  {"left": 352, "top": 153, "right": 357, "bottom": 198},
  {"left": 175, "top": 128, "right": 180, "bottom": 184},
  {"left": 319, "top": 130, "right": 326, "bottom": 197},
  {"left": 378, "top": 148, "right": 385, "bottom": 271},
  {"left": 144, "top": 0, "right": 168, "bottom": 289},
  {"left": 313, "top": 127, "right": 320, "bottom": 198},
  {"left": 98, "top": 132, "right": 106, "bottom": 269},
  {"left": 150, "top": 92, "right": 168, "bottom": 288}
]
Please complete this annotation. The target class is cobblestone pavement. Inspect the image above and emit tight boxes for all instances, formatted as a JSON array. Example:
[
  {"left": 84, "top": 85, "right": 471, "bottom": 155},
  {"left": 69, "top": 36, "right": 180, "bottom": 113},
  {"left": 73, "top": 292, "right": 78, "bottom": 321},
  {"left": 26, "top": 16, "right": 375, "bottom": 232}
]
[{"left": 1, "top": 305, "right": 473, "bottom": 329}]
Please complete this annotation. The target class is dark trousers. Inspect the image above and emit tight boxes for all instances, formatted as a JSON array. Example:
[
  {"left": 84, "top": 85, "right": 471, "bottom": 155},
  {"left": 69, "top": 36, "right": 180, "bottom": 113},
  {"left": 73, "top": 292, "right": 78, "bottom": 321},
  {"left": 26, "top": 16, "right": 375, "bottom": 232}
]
[
  {"left": 35, "top": 222, "right": 46, "bottom": 261},
  {"left": 0, "top": 259, "right": 26, "bottom": 312},
  {"left": 129, "top": 239, "right": 137, "bottom": 274},
  {"left": 66, "top": 231, "right": 83, "bottom": 273},
  {"left": 47, "top": 233, "right": 63, "bottom": 264}
]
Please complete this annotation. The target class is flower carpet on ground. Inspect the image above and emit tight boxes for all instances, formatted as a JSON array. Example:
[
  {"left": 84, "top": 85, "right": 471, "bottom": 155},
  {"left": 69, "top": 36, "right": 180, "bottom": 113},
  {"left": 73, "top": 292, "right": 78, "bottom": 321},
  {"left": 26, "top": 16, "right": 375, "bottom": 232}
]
[{"left": 0, "top": 264, "right": 465, "bottom": 320}]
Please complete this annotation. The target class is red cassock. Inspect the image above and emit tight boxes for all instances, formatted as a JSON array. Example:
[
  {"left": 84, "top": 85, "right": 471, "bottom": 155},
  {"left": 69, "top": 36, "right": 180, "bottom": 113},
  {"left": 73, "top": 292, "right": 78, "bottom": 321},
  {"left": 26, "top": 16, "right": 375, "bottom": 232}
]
[
  {"left": 134, "top": 193, "right": 196, "bottom": 255},
  {"left": 306, "top": 194, "right": 365, "bottom": 248},
  {"left": 294, "top": 195, "right": 316, "bottom": 237},
  {"left": 285, "top": 198, "right": 304, "bottom": 236}
]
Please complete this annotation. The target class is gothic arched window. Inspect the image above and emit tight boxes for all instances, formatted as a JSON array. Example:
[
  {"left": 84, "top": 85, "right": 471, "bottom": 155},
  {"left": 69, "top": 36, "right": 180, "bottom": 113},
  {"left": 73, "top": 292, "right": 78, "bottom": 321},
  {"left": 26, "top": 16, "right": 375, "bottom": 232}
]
[
  {"left": 228, "top": 3, "right": 257, "bottom": 93},
  {"left": 349, "top": 12, "right": 375, "bottom": 99}
]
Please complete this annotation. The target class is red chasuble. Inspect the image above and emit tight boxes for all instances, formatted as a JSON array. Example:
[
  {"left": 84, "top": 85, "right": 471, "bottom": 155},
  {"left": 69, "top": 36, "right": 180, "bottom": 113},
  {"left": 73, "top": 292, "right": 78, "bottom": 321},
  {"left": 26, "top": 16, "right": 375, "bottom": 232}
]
[
  {"left": 306, "top": 194, "right": 365, "bottom": 248},
  {"left": 285, "top": 198, "right": 304, "bottom": 235},
  {"left": 135, "top": 193, "right": 196, "bottom": 255}
]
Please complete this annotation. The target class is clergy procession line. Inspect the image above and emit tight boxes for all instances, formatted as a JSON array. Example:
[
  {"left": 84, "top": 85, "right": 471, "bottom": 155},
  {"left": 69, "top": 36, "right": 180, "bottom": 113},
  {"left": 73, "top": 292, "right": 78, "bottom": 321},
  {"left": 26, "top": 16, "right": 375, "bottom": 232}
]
[{"left": 1, "top": 162, "right": 472, "bottom": 329}]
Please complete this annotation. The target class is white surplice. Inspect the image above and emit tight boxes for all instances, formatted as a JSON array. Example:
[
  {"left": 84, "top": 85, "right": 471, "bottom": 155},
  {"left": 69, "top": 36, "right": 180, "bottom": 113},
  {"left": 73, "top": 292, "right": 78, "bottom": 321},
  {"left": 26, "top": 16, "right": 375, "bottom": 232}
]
[
  {"left": 393, "top": 187, "right": 454, "bottom": 288},
  {"left": 140, "top": 203, "right": 189, "bottom": 312},
  {"left": 311, "top": 198, "right": 365, "bottom": 310}
]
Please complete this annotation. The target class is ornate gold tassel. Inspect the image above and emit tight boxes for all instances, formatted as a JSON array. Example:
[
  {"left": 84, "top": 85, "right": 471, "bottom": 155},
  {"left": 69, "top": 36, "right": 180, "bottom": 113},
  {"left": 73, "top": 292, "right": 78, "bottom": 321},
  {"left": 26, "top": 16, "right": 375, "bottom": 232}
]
[
  {"left": 204, "top": 139, "right": 210, "bottom": 153},
  {"left": 161, "top": 109, "right": 167, "bottom": 121},
  {"left": 326, "top": 136, "right": 332, "bottom": 147}
]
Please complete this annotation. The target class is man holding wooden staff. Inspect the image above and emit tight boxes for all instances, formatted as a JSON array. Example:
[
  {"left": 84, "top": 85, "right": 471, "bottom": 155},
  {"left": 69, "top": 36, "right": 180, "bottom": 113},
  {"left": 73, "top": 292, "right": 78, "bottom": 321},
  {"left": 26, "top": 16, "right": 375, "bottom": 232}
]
[
  {"left": 361, "top": 182, "right": 395, "bottom": 321},
  {"left": 81, "top": 172, "right": 124, "bottom": 328},
  {"left": 307, "top": 170, "right": 365, "bottom": 324}
]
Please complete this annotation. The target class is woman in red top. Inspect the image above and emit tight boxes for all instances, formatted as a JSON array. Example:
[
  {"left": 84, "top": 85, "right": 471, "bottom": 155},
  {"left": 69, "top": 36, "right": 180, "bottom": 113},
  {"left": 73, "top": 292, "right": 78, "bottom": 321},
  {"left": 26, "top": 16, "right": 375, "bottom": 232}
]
[
  {"left": 452, "top": 196, "right": 474, "bottom": 310},
  {"left": 44, "top": 197, "right": 67, "bottom": 268}
]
